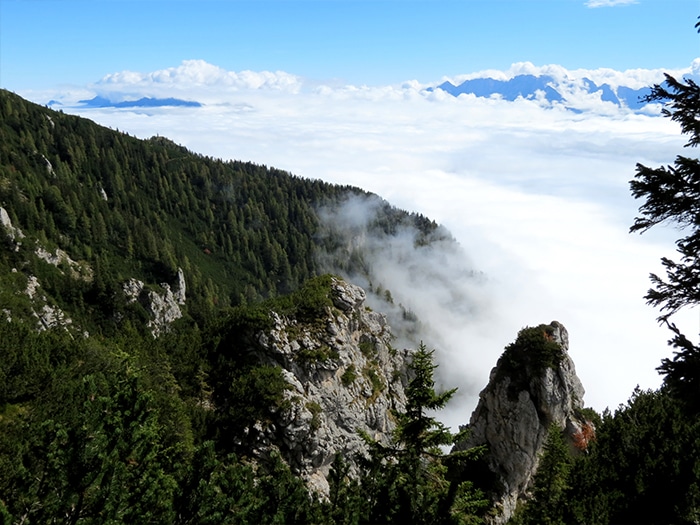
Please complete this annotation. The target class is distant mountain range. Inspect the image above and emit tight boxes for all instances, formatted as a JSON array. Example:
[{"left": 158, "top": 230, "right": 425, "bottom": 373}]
[
  {"left": 69, "top": 77, "right": 652, "bottom": 111},
  {"left": 55, "top": 95, "right": 202, "bottom": 109},
  {"left": 41, "top": 69, "right": 662, "bottom": 113},
  {"left": 430, "top": 74, "right": 653, "bottom": 111}
]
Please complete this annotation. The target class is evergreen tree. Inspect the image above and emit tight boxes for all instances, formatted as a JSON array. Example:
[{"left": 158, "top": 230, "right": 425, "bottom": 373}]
[
  {"left": 1, "top": 355, "right": 178, "bottom": 524},
  {"left": 629, "top": 17, "right": 700, "bottom": 412},
  {"left": 359, "top": 342, "right": 487, "bottom": 525},
  {"left": 565, "top": 389, "right": 700, "bottom": 524},
  {"left": 510, "top": 426, "right": 572, "bottom": 525}
]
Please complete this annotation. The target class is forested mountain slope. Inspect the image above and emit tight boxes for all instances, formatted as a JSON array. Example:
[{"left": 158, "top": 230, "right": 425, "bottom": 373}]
[
  {"left": 0, "top": 89, "right": 493, "bottom": 523},
  {"left": 0, "top": 88, "right": 446, "bottom": 335}
]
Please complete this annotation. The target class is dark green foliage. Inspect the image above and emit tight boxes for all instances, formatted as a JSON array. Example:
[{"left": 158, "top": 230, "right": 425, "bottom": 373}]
[
  {"left": 176, "top": 443, "right": 325, "bottom": 525},
  {"left": 349, "top": 342, "right": 488, "bottom": 525},
  {"left": 0, "top": 345, "right": 179, "bottom": 524},
  {"left": 397, "top": 343, "right": 457, "bottom": 456},
  {"left": 341, "top": 364, "right": 357, "bottom": 386},
  {"left": 495, "top": 324, "right": 564, "bottom": 398},
  {"left": 510, "top": 426, "right": 572, "bottom": 525},
  {"left": 326, "top": 454, "right": 367, "bottom": 525},
  {"left": 569, "top": 389, "right": 700, "bottom": 525},
  {"left": 628, "top": 20, "right": 700, "bottom": 414},
  {"left": 206, "top": 307, "right": 291, "bottom": 449},
  {"left": 297, "top": 345, "right": 340, "bottom": 364},
  {"left": 0, "top": 311, "right": 329, "bottom": 524},
  {"left": 269, "top": 273, "right": 336, "bottom": 323},
  {"left": 512, "top": 389, "right": 700, "bottom": 525}
]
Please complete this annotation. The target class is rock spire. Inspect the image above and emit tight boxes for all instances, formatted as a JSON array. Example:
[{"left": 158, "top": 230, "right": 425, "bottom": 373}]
[{"left": 453, "top": 321, "right": 588, "bottom": 524}]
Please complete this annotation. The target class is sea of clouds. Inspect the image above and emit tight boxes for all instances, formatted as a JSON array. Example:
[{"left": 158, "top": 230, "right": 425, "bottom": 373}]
[{"left": 23, "top": 58, "right": 700, "bottom": 429}]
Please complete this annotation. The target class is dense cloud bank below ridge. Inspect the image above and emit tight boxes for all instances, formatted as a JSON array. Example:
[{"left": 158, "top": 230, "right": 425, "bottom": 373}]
[{"left": 21, "top": 58, "right": 700, "bottom": 426}]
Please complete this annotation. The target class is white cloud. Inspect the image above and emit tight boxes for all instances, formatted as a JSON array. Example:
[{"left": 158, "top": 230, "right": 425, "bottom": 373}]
[
  {"left": 442, "top": 61, "right": 692, "bottom": 91},
  {"left": 585, "top": 0, "right": 638, "bottom": 7},
  {"left": 40, "top": 59, "right": 697, "bottom": 113},
  {"left": 28, "top": 62, "right": 699, "bottom": 429},
  {"left": 92, "top": 59, "right": 304, "bottom": 103}
]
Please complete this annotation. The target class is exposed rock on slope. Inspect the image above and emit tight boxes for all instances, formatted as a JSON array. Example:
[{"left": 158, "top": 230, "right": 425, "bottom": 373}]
[
  {"left": 453, "top": 321, "right": 588, "bottom": 524},
  {"left": 250, "top": 277, "right": 408, "bottom": 495},
  {"left": 122, "top": 268, "right": 187, "bottom": 337},
  {"left": 0, "top": 206, "right": 24, "bottom": 248}
]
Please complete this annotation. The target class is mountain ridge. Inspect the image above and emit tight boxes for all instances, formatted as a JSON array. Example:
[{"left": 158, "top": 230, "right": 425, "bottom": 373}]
[{"left": 430, "top": 73, "right": 652, "bottom": 110}]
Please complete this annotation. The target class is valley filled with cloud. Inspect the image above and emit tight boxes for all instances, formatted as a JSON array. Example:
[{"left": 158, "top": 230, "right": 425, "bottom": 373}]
[{"left": 25, "top": 58, "right": 700, "bottom": 425}]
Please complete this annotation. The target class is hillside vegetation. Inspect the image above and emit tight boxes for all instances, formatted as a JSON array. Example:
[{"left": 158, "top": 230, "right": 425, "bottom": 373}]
[
  {"left": 0, "top": 89, "right": 444, "bottom": 334},
  {"left": 0, "top": 89, "right": 488, "bottom": 523}
]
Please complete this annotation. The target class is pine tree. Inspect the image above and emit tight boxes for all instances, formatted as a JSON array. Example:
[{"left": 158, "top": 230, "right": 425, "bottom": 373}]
[
  {"left": 629, "top": 17, "right": 700, "bottom": 413},
  {"left": 359, "top": 342, "right": 487, "bottom": 525},
  {"left": 511, "top": 426, "right": 572, "bottom": 525}
]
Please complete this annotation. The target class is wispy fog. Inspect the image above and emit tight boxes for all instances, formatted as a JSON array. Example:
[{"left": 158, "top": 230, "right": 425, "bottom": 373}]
[{"left": 25, "top": 59, "right": 700, "bottom": 428}]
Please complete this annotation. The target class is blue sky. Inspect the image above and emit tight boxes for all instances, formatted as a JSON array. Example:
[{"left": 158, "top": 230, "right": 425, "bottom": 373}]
[{"left": 1, "top": 0, "right": 698, "bottom": 91}]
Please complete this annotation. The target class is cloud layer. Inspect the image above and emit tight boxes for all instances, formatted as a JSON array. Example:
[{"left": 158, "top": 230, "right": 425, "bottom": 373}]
[
  {"left": 38, "top": 58, "right": 697, "bottom": 113},
  {"left": 97, "top": 59, "right": 304, "bottom": 97},
  {"left": 25, "top": 59, "right": 700, "bottom": 428}
]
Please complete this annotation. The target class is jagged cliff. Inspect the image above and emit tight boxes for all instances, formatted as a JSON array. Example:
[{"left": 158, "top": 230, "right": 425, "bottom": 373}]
[
  {"left": 453, "top": 321, "right": 590, "bottom": 524},
  {"left": 238, "top": 277, "right": 408, "bottom": 495}
]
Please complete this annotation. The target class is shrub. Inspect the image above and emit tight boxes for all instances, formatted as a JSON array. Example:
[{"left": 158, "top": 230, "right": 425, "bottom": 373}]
[{"left": 341, "top": 364, "right": 357, "bottom": 386}]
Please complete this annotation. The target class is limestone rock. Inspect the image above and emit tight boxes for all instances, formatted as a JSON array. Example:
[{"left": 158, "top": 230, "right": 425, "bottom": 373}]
[
  {"left": 123, "top": 278, "right": 145, "bottom": 304},
  {"left": 453, "top": 321, "right": 587, "bottom": 524},
  {"left": 146, "top": 284, "right": 182, "bottom": 337},
  {"left": 34, "top": 303, "right": 72, "bottom": 331},
  {"left": 174, "top": 267, "right": 186, "bottom": 305},
  {"left": 331, "top": 280, "right": 366, "bottom": 312},
  {"left": 41, "top": 154, "right": 54, "bottom": 176},
  {"left": 122, "top": 268, "right": 186, "bottom": 336},
  {"left": 249, "top": 277, "right": 408, "bottom": 495},
  {"left": 0, "top": 207, "right": 24, "bottom": 249},
  {"left": 35, "top": 246, "right": 93, "bottom": 281},
  {"left": 22, "top": 274, "right": 74, "bottom": 333}
]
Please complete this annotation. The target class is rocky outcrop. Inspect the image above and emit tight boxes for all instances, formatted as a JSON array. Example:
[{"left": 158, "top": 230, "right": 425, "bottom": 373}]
[
  {"left": 252, "top": 277, "right": 408, "bottom": 495},
  {"left": 122, "top": 268, "right": 187, "bottom": 336},
  {"left": 35, "top": 246, "right": 93, "bottom": 281},
  {"left": 174, "top": 267, "right": 186, "bottom": 305},
  {"left": 23, "top": 274, "right": 75, "bottom": 334},
  {"left": 0, "top": 207, "right": 24, "bottom": 249},
  {"left": 146, "top": 283, "right": 183, "bottom": 337},
  {"left": 453, "top": 321, "right": 588, "bottom": 524}
]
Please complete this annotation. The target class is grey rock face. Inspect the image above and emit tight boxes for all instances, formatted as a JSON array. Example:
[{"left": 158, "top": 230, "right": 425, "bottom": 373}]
[
  {"left": 0, "top": 207, "right": 25, "bottom": 249},
  {"left": 22, "top": 274, "right": 74, "bottom": 333},
  {"left": 453, "top": 321, "right": 586, "bottom": 524},
  {"left": 122, "top": 268, "right": 186, "bottom": 336},
  {"left": 35, "top": 246, "right": 93, "bottom": 281},
  {"left": 146, "top": 284, "right": 183, "bottom": 337},
  {"left": 252, "top": 277, "right": 408, "bottom": 495},
  {"left": 123, "top": 278, "right": 145, "bottom": 303},
  {"left": 174, "top": 267, "right": 186, "bottom": 305}
]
